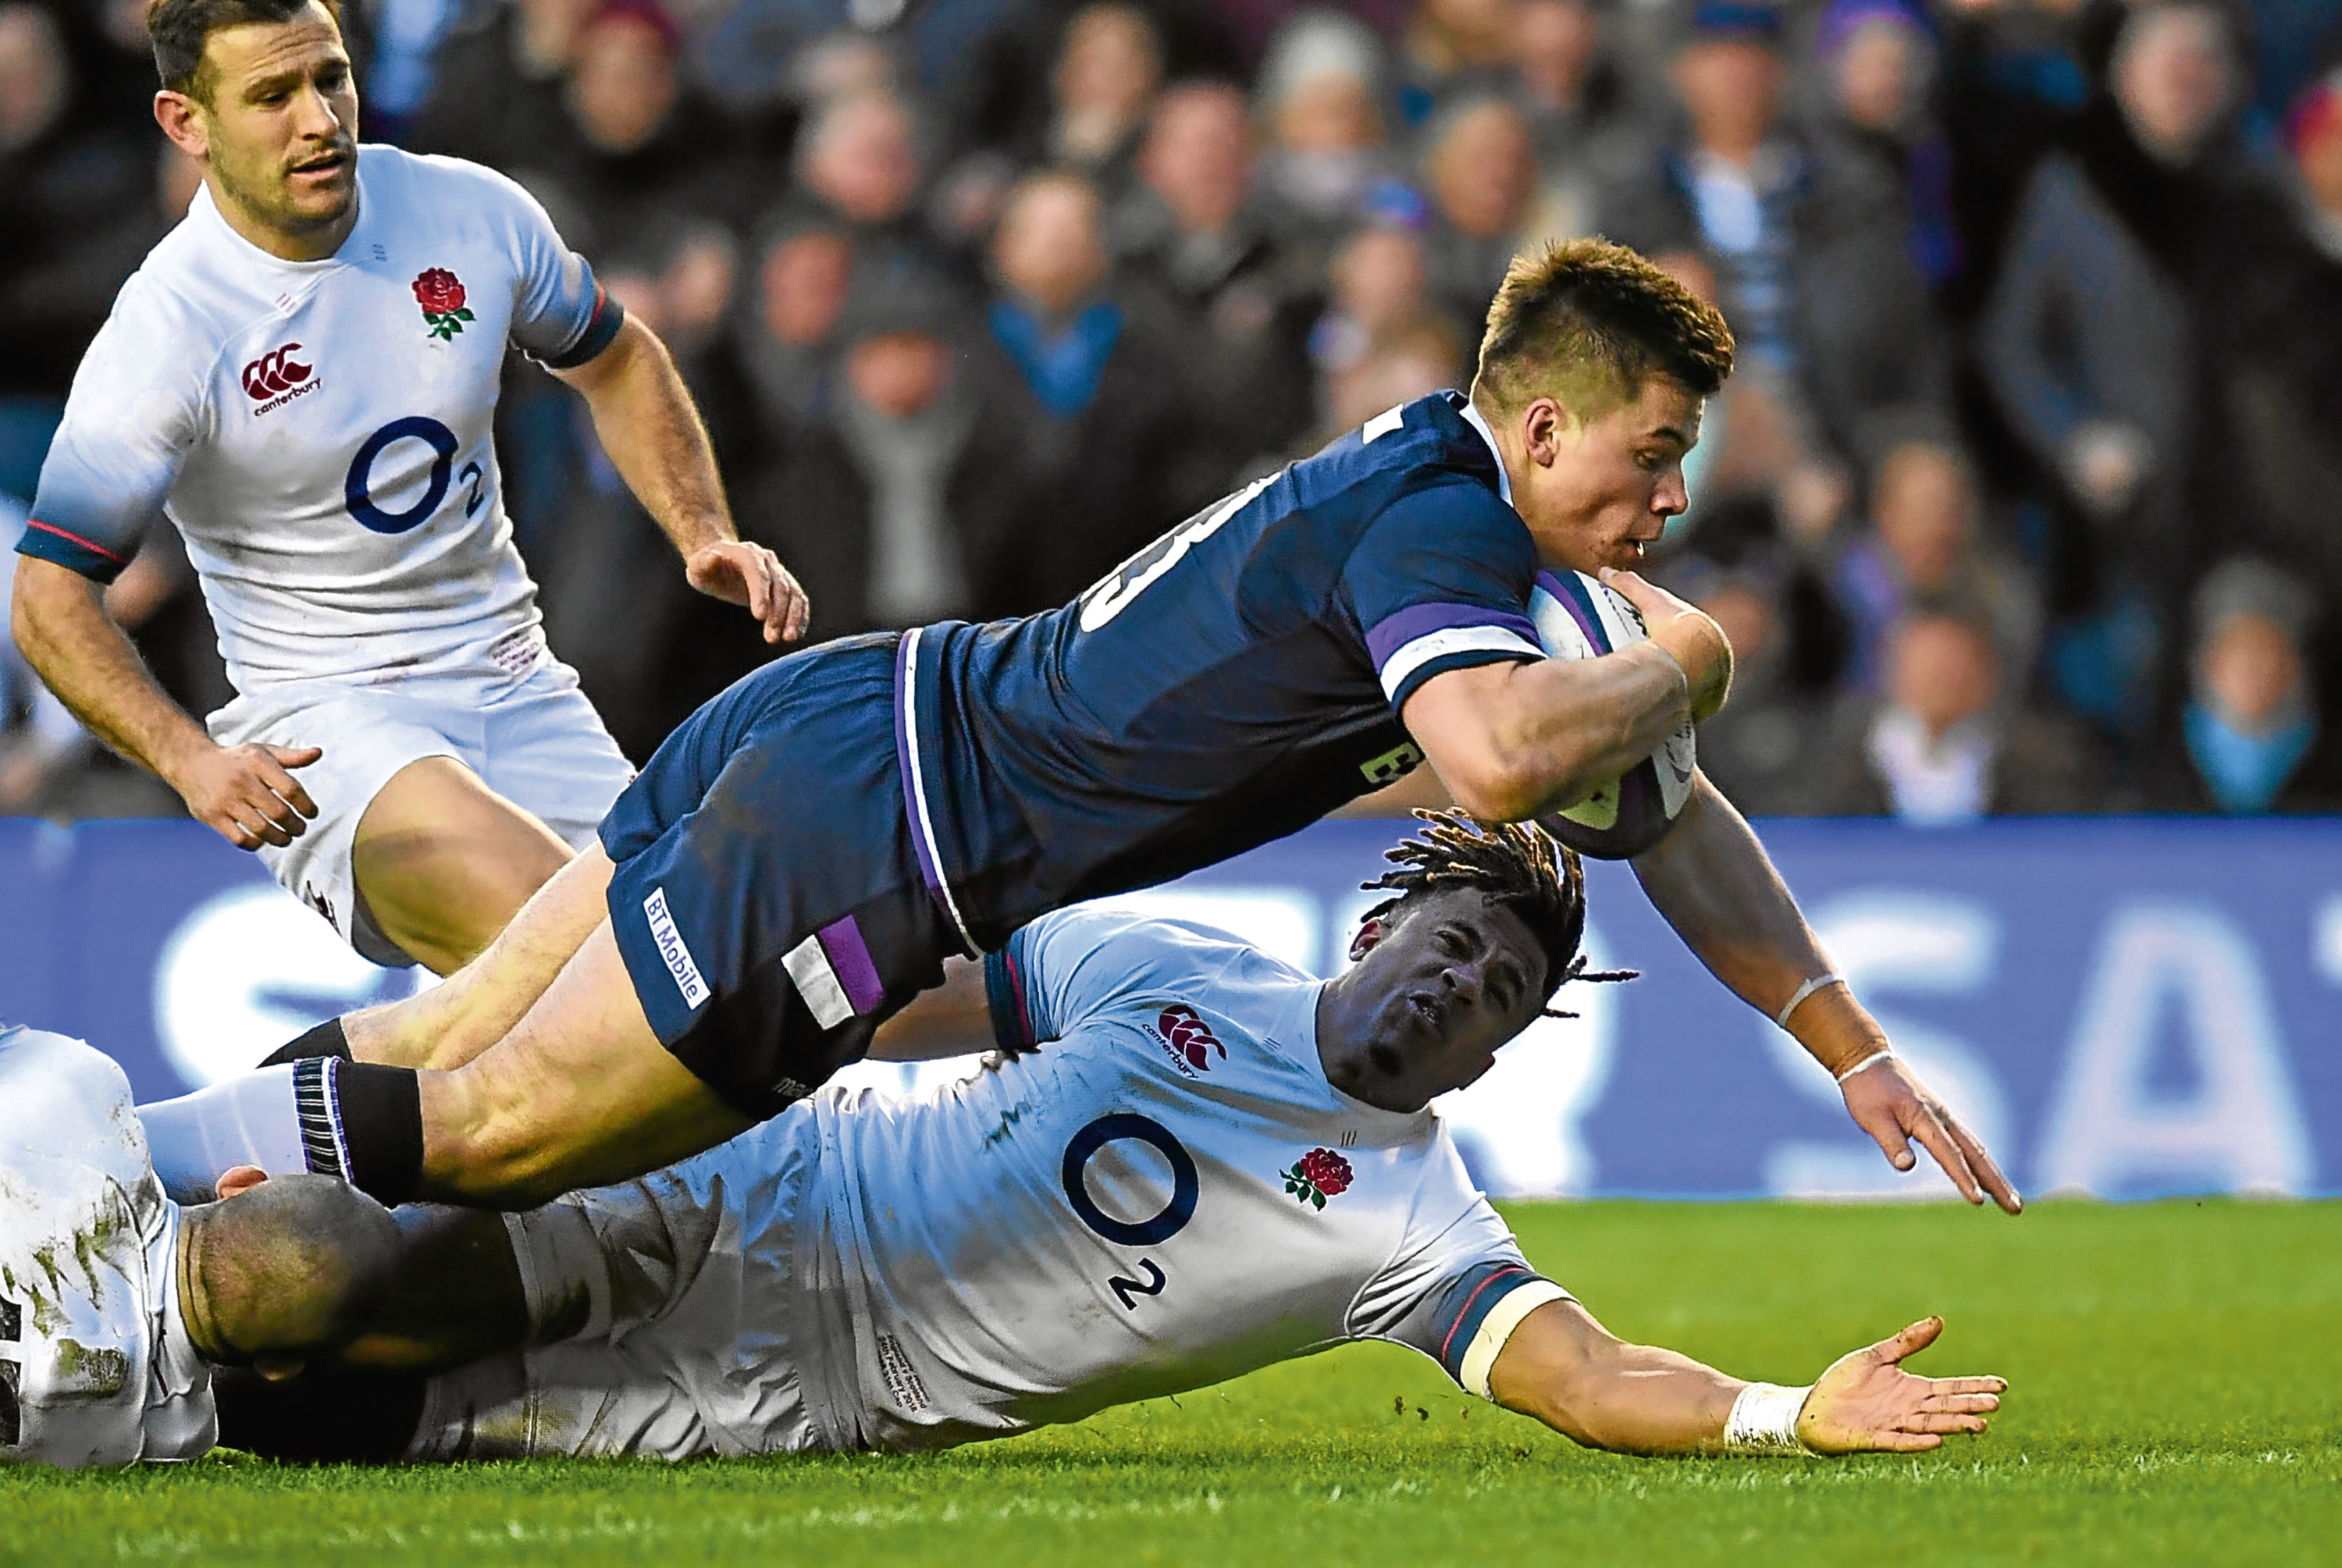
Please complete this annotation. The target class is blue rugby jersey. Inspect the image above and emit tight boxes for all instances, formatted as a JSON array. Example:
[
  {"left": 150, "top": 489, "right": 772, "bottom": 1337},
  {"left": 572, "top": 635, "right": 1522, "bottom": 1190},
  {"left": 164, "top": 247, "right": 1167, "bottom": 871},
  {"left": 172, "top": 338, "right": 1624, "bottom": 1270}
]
[{"left": 895, "top": 391, "right": 1545, "bottom": 952}]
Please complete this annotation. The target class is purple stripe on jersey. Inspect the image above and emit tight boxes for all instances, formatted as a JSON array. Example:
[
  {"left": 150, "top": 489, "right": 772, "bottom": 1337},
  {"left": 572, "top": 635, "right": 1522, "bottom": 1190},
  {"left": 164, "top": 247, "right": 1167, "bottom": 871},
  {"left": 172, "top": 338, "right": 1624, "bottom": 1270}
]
[
  {"left": 1364, "top": 603, "right": 1540, "bottom": 671},
  {"left": 1540, "top": 570, "right": 1610, "bottom": 653},
  {"left": 815, "top": 914, "right": 885, "bottom": 1016}
]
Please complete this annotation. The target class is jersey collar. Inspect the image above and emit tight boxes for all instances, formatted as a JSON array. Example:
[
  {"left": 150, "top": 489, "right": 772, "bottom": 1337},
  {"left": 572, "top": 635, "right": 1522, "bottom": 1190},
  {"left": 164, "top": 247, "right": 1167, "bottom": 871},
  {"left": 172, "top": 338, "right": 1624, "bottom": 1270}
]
[{"left": 1455, "top": 396, "right": 1515, "bottom": 509}]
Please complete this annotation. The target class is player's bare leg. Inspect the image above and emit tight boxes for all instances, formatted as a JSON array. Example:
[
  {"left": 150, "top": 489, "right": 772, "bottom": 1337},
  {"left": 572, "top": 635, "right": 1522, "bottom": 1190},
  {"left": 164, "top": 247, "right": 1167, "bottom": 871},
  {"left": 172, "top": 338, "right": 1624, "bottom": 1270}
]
[
  {"left": 346, "top": 845, "right": 617, "bottom": 1072},
  {"left": 351, "top": 756, "right": 577, "bottom": 975},
  {"left": 415, "top": 919, "right": 754, "bottom": 1208}
]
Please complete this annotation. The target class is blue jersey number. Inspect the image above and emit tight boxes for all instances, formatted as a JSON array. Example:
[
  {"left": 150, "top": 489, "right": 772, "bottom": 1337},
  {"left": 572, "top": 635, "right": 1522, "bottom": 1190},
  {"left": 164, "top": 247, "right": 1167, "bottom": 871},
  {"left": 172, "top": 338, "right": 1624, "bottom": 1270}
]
[
  {"left": 1077, "top": 474, "right": 1273, "bottom": 633},
  {"left": 346, "top": 416, "right": 461, "bottom": 534},
  {"left": 1061, "top": 1112, "right": 1199, "bottom": 1246}
]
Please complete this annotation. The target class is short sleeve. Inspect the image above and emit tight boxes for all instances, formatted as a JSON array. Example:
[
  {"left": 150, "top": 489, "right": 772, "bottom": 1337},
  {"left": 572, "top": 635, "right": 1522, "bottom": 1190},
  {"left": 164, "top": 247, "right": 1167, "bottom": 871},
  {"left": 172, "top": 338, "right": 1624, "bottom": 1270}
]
[
  {"left": 21, "top": 292, "right": 202, "bottom": 584},
  {"left": 984, "top": 908, "right": 1246, "bottom": 1049},
  {"left": 1342, "top": 480, "right": 1543, "bottom": 714},
  {"left": 485, "top": 165, "right": 625, "bottom": 370},
  {"left": 1351, "top": 1150, "right": 1571, "bottom": 1398}
]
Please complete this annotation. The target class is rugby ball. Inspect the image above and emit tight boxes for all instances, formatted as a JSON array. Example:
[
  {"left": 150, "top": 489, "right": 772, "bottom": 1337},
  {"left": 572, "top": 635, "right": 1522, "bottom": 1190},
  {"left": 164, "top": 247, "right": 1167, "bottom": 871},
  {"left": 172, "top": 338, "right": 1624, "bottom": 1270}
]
[{"left": 1527, "top": 569, "right": 1698, "bottom": 859}]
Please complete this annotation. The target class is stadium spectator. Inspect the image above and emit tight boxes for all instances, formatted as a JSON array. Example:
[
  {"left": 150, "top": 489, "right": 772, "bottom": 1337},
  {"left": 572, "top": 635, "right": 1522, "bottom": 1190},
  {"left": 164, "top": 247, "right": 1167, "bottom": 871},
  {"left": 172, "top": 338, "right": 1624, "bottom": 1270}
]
[
  {"left": 1396, "top": 0, "right": 1519, "bottom": 128},
  {"left": 2152, "top": 559, "right": 2342, "bottom": 815},
  {"left": 719, "top": 216, "right": 855, "bottom": 442},
  {"left": 1116, "top": 80, "right": 1317, "bottom": 471},
  {"left": 0, "top": 0, "right": 161, "bottom": 453},
  {"left": 1817, "top": 610, "right": 2103, "bottom": 820},
  {"left": 783, "top": 84, "right": 941, "bottom": 270},
  {"left": 1809, "top": 0, "right": 1960, "bottom": 290},
  {"left": 408, "top": 0, "right": 593, "bottom": 168},
  {"left": 1251, "top": 9, "right": 1404, "bottom": 238},
  {"left": 1595, "top": 0, "right": 1951, "bottom": 471},
  {"left": 1828, "top": 438, "right": 2040, "bottom": 695},
  {"left": 1417, "top": 94, "right": 1539, "bottom": 338},
  {"left": 1507, "top": 0, "right": 1632, "bottom": 247},
  {"left": 966, "top": 169, "right": 1208, "bottom": 614},
  {"left": 1043, "top": 3, "right": 1162, "bottom": 195},
  {"left": 1981, "top": 0, "right": 2247, "bottom": 740},
  {"left": 734, "top": 264, "right": 1024, "bottom": 645}
]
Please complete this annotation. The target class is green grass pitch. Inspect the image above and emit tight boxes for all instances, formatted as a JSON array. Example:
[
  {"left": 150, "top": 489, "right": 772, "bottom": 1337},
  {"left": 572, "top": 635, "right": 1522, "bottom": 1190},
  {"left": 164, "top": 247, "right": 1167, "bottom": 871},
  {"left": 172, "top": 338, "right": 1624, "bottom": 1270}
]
[{"left": 8, "top": 1200, "right": 2337, "bottom": 1566}]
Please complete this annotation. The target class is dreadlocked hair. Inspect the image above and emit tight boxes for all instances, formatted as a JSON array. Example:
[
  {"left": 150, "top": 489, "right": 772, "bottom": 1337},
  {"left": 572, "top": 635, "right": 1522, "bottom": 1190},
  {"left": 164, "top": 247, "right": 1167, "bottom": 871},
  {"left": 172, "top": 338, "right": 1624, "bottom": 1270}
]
[{"left": 1358, "top": 809, "right": 1637, "bottom": 1018}]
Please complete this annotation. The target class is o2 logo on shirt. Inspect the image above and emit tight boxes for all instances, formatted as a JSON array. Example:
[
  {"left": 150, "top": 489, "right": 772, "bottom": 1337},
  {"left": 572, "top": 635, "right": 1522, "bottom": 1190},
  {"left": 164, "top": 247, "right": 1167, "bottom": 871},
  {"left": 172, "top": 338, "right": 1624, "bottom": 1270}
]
[
  {"left": 1062, "top": 1112, "right": 1198, "bottom": 1311},
  {"left": 345, "top": 416, "right": 486, "bottom": 533}
]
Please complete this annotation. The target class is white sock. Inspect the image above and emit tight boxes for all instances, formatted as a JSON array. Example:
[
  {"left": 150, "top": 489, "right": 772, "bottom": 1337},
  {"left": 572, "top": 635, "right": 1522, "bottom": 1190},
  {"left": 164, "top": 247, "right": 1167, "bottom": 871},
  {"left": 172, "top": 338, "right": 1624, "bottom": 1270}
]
[{"left": 137, "top": 1065, "right": 308, "bottom": 1203}]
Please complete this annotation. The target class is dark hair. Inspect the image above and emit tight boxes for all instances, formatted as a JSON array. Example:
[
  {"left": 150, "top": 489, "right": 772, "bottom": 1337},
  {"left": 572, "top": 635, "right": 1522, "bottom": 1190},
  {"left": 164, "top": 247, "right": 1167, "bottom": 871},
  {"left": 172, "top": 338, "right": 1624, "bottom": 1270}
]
[
  {"left": 148, "top": 0, "right": 340, "bottom": 99},
  {"left": 1473, "top": 237, "right": 1735, "bottom": 418},
  {"left": 1358, "top": 810, "right": 1635, "bottom": 1016}
]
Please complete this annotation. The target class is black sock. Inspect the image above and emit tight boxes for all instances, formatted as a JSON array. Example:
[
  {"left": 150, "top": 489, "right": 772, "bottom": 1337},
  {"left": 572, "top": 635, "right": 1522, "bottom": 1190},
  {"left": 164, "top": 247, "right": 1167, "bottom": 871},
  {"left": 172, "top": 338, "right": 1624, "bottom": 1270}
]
[
  {"left": 292, "top": 1059, "right": 424, "bottom": 1205},
  {"left": 212, "top": 1365, "right": 426, "bottom": 1464},
  {"left": 258, "top": 1017, "right": 351, "bottom": 1068}
]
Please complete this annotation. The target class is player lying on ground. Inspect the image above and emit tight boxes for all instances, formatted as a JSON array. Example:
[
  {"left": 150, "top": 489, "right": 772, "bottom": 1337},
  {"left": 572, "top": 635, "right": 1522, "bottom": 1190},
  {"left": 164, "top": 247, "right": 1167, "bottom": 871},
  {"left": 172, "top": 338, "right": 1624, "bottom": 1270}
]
[
  {"left": 0, "top": 1024, "right": 398, "bottom": 1467},
  {"left": 223, "top": 820, "right": 1997, "bottom": 1467},
  {"left": 138, "top": 239, "right": 2020, "bottom": 1220},
  {"left": 10, "top": 0, "right": 806, "bottom": 974}
]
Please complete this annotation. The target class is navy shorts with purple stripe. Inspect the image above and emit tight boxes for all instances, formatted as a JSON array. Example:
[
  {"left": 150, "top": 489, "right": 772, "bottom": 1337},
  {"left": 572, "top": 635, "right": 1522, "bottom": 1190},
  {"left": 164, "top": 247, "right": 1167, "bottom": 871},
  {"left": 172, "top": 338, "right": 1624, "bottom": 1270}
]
[{"left": 599, "top": 634, "right": 959, "bottom": 1121}]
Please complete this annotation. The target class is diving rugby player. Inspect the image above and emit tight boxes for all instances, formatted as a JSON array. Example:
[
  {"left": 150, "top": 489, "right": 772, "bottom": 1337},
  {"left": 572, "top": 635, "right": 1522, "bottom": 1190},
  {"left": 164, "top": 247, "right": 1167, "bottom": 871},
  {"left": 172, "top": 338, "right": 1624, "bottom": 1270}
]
[
  {"left": 142, "top": 240, "right": 2020, "bottom": 1219},
  {"left": 11, "top": 0, "right": 804, "bottom": 974},
  {"left": 205, "top": 821, "right": 2006, "bottom": 1467}
]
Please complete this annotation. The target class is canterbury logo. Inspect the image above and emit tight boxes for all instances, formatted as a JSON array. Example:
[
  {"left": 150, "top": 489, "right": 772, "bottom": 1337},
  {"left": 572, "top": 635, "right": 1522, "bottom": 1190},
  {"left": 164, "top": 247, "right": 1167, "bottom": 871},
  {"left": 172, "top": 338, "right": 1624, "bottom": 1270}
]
[
  {"left": 242, "top": 343, "right": 315, "bottom": 400},
  {"left": 1156, "top": 1004, "right": 1226, "bottom": 1073}
]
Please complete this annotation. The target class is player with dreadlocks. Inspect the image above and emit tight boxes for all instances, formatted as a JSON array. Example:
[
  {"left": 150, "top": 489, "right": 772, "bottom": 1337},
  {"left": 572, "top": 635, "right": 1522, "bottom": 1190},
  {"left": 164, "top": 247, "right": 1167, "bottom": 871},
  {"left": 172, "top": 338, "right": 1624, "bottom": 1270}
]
[
  {"left": 1355, "top": 809, "right": 1636, "bottom": 1022},
  {"left": 173, "top": 820, "right": 2003, "bottom": 1470}
]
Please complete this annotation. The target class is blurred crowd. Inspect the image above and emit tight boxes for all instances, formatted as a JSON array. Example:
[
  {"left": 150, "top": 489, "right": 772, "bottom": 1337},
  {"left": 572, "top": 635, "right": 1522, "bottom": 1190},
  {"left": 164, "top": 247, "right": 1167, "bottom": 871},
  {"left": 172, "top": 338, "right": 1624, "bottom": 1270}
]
[{"left": 5, "top": 0, "right": 2342, "bottom": 826}]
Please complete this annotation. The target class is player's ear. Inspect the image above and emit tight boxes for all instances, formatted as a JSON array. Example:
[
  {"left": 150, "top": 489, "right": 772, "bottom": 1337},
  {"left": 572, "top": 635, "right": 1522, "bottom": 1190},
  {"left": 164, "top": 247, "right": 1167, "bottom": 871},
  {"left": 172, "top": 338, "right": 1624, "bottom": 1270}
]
[
  {"left": 216, "top": 1166, "right": 270, "bottom": 1201},
  {"left": 155, "top": 90, "right": 209, "bottom": 160},
  {"left": 1349, "top": 918, "right": 1389, "bottom": 962}
]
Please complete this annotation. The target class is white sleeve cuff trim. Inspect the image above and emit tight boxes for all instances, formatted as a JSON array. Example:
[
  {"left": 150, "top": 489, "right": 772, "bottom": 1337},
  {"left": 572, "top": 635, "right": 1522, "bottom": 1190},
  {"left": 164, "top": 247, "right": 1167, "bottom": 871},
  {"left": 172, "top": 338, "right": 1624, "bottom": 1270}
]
[
  {"left": 1462, "top": 1278, "right": 1571, "bottom": 1399},
  {"left": 1379, "top": 626, "right": 1544, "bottom": 702}
]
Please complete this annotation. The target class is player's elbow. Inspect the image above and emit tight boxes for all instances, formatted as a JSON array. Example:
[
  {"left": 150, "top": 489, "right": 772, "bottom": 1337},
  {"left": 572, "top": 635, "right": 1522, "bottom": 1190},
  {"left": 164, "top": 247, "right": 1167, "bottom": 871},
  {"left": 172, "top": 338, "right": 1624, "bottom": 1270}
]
[{"left": 1441, "top": 728, "right": 1629, "bottom": 823}]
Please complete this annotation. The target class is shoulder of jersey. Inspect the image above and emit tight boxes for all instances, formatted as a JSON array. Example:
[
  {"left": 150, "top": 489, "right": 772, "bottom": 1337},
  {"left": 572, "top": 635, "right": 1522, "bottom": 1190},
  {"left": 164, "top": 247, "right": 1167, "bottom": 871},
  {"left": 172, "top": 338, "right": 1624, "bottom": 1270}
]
[{"left": 1526, "top": 567, "right": 1650, "bottom": 661}]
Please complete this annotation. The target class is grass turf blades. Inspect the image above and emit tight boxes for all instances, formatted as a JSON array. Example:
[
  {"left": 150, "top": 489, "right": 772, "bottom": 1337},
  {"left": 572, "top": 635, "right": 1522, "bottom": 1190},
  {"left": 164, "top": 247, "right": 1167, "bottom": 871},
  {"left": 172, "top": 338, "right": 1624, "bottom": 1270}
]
[{"left": 9, "top": 1199, "right": 2337, "bottom": 1566}]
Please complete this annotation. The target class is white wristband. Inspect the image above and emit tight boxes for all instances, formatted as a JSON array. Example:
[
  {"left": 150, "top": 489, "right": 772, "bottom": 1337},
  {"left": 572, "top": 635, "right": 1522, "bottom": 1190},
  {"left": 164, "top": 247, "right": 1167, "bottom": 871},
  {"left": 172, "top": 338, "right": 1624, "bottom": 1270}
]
[
  {"left": 1723, "top": 1381, "right": 1815, "bottom": 1456},
  {"left": 1774, "top": 973, "right": 1844, "bottom": 1030},
  {"left": 1834, "top": 1048, "right": 1893, "bottom": 1084}
]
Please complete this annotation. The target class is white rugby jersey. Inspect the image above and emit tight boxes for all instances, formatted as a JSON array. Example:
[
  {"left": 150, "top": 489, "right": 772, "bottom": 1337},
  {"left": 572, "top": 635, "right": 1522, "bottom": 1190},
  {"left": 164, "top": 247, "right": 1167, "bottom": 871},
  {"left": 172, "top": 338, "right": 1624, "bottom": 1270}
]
[
  {"left": 0, "top": 1027, "right": 213, "bottom": 1468},
  {"left": 22, "top": 145, "right": 621, "bottom": 691},
  {"left": 792, "top": 908, "right": 1567, "bottom": 1452}
]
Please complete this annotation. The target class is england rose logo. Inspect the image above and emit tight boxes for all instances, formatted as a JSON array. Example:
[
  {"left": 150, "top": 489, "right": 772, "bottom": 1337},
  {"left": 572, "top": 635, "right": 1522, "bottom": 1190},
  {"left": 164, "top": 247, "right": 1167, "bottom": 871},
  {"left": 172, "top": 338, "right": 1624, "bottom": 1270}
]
[
  {"left": 1282, "top": 1147, "right": 1354, "bottom": 1210},
  {"left": 413, "top": 268, "right": 473, "bottom": 340},
  {"left": 1157, "top": 1004, "right": 1226, "bottom": 1072}
]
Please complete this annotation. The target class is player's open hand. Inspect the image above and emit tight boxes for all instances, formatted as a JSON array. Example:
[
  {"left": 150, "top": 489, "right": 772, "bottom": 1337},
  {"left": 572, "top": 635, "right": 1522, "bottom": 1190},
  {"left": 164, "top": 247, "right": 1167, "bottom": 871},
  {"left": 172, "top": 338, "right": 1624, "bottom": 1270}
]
[
  {"left": 686, "top": 539, "right": 810, "bottom": 644},
  {"left": 1596, "top": 567, "right": 1732, "bottom": 723},
  {"left": 1842, "top": 1054, "right": 2023, "bottom": 1214},
  {"left": 1796, "top": 1317, "right": 2005, "bottom": 1454},
  {"left": 173, "top": 741, "right": 320, "bottom": 852}
]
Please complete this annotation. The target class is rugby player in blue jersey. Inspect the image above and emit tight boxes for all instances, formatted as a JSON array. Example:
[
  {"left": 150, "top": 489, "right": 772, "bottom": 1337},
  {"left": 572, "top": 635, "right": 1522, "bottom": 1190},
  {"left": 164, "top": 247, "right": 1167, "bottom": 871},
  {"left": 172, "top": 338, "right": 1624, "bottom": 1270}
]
[{"left": 142, "top": 239, "right": 2020, "bottom": 1218}]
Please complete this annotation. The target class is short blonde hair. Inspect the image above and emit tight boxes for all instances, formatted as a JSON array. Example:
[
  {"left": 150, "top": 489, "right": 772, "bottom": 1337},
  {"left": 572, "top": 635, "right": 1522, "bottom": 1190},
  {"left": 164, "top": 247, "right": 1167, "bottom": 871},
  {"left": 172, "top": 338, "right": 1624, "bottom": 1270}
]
[{"left": 1472, "top": 238, "right": 1734, "bottom": 418}]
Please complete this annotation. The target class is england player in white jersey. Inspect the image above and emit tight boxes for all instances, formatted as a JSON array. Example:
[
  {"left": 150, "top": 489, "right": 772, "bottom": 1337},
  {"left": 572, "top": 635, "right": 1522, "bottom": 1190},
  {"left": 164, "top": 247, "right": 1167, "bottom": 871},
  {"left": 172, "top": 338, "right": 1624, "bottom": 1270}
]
[
  {"left": 202, "top": 818, "right": 2006, "bottom": 1467},
  {"left": 0, "top": 1024, "right": 397, "bottom": 1468},
  {"left": 10, "top": 0, "right": 805, "bottom": 973}
]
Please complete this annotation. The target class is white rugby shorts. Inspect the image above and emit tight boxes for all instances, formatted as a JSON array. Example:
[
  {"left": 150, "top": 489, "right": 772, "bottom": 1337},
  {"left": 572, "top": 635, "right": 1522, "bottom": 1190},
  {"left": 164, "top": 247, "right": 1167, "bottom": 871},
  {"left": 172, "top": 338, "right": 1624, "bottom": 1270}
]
[
  {"left": 408, "top": 1115, "right": 836, "bottom": 1462},
  {"left": 205, "top": 652, "right": 634, "bottom": 966}
]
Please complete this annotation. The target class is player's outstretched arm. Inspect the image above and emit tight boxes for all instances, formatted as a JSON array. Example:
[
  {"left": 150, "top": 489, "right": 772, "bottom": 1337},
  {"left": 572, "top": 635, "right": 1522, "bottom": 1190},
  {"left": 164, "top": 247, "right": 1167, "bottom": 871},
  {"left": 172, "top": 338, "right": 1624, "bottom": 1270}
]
[
  {"left": 1487, "top": 1300, "right": 2003, "bottom": 1457},
  {"left": 1630, "top": 776, "right": 2023, "bottom": 1214},
  {"left": 11, "top": 557, "right": 319, "bottom": 850},
  {"left": 551, "top": 313, "right": 810, "bottom": 645},
  {"left": 1401, "top": 571, "right": 1730, "bottom": 822}
]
